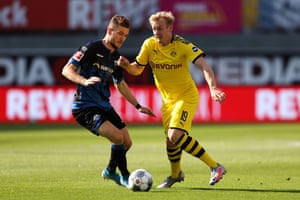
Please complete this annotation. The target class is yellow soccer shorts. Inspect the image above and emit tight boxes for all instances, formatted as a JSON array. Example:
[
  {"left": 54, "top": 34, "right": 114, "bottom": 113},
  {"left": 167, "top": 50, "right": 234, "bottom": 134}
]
[{"left": 161, "top": 99, "right": 198, "bottom": 135}]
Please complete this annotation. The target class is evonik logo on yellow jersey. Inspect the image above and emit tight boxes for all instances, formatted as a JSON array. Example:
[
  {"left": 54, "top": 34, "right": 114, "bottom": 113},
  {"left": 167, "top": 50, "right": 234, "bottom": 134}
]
[{"left": 152, "top": 63, "right": 183, "bottom": 70}]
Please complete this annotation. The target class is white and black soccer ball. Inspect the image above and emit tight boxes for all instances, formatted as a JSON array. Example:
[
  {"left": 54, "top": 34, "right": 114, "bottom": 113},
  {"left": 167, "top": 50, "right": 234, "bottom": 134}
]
[{"left": 128, "top": 169, "right": 153, "bottom": 192}]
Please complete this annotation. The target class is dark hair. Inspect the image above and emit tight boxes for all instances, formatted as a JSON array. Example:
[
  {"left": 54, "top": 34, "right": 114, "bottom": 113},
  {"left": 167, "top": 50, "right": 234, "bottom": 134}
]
[{"left": 109, "top": 15, "right": 130, "bottom": 29}]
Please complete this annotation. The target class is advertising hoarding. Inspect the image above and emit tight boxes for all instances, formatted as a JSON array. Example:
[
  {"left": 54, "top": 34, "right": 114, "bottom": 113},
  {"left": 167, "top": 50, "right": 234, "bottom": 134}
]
[{"left": 1, "top": 86, "right": 299, "bottom": 123}]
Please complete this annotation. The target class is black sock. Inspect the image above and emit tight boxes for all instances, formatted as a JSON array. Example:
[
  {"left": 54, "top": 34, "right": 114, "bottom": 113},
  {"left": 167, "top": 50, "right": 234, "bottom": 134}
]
[
  {"left": 118, "top": 149, "right": 130, "bottom": 177},
  {"left": 106, "top": 145, "right": 118, "bottom": 173},
  {"left": 108, "top": 144, "right": 129, "bottom": 176}
]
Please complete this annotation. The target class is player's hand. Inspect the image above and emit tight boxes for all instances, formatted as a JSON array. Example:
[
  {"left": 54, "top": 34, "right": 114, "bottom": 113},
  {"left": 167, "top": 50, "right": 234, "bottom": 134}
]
[
  {"left": 211, "top": 87, "right": 226, "bottom": 103},
  {"left": 138, "top": 106, "right": 156, "bottom": 117},
  {"left": 117, "top": 56, "right": 130, "bottom": 68},
  {"left": 84, "top": 76, "right": 101, "bottom": 86}
]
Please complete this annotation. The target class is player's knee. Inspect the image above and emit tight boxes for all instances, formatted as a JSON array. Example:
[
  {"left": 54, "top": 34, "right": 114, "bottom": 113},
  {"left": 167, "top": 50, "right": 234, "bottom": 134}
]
[
  {"left": 166, "top": 138, "right": 176, "bottom": 147},
  {"left": 124, "top": 139, "right": 132, "bottom": 150},
  {"left": 167, "top": 129, "right": 184, "bottom": 144},
  {"left": 119, "top": 128, "right": 132, "bottom": 149},
  {"left": 168, "top": 134, "right": 177, "bottom": 144},
  {"left": 111, "top": 134, "right": 124, "bottom": 145}
]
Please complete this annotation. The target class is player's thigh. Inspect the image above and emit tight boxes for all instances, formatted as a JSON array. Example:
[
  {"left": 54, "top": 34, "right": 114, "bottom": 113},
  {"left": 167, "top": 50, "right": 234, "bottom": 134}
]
[
  {"left": 161, "top": 103, "right": 173, "bottom": 133},
  {"left": 105, "top": 108, "right": 132, "bottom": 148},
  {"left": 98, "top": 120, "right": 124, "bottom": 145},
  {"left": 72, "top": 107, "right": 106, "bottom": 136},
  {"left": 119, "top": 128, "right": 132, "bottom": 150},
  {"left": 169, "top": 100, "right": 198, "bottom": 133}
]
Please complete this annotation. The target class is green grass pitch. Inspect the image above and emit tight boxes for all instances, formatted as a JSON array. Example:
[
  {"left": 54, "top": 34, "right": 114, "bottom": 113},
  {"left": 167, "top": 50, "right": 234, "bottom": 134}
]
[{"left": 0, "top": 123, "right": 299, "bottom": 200}]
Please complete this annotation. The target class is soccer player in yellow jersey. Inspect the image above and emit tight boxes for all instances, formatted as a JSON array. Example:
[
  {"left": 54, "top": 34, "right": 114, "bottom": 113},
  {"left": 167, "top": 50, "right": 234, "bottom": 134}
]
[{"left": 118, "top": 11, "right": 227, "bottom": 188}]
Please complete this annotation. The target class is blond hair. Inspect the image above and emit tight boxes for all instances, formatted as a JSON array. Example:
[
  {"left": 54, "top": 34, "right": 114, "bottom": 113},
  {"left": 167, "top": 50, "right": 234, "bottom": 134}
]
[{"left": 149, "top": 11, "right": 175, "bottom": 26}]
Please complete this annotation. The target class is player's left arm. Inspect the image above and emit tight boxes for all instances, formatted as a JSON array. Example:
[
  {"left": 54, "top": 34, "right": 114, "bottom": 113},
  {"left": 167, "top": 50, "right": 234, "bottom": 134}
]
[
  {"left": 115, "top": 80, "right": 156, "bottom": 117},
  {"left": 194, "top": 56, "right": 226, "bottom": 103}
]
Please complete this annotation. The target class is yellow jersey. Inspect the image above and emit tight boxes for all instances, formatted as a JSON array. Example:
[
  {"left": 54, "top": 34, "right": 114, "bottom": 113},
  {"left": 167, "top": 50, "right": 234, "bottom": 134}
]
[{"left": 136, "top": 35, "right": 204, "bottom": 103}]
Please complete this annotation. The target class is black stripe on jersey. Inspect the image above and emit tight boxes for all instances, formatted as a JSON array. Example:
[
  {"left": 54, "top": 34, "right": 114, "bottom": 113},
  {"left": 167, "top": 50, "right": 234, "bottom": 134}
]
[
  {"left": 135, "top": 60, "right": 148, "bottom": 67},
  {"left": 192, "top": 53, "right": 206, "bottom": 64}
]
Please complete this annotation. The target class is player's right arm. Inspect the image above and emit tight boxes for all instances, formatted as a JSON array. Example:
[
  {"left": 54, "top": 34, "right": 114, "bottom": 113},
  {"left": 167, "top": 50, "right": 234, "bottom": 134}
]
[
  {"left": 118, "top": 38, "right": 152, "bottom": 76},
  {"left": 62, "top": 63, "right": 101, "bottom": 86},
  {"left": 118, "top": 56, "right": 145, "bottom": 76},
  {"left": 62, "top": 44, "right": 101, "bottom": 86}
]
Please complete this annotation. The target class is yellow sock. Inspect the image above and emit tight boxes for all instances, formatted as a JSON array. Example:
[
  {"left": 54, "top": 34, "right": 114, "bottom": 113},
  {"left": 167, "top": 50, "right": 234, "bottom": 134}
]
[
  {"left": 170, "top": 161, "right": 181, "bottom": 178},
  {"left": 167, "top": 146, "right": 182, "bottom": 178},
  {"left": 176, "top": 134, "right": 218, "bottom": 168},
  {"left": 199, "top": 152, "right": 218, "bottom": 168}
]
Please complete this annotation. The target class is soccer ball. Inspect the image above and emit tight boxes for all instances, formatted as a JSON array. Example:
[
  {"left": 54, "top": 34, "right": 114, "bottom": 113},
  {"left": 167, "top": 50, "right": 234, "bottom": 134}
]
[{"left": 128, "top": 169, "right": 153, "bottom": 192}]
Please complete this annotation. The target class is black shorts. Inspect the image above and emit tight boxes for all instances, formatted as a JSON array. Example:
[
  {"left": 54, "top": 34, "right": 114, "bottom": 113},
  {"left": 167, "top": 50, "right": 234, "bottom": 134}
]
[{"left": 72, "top": 107, "right": 126, "bottom": 136}]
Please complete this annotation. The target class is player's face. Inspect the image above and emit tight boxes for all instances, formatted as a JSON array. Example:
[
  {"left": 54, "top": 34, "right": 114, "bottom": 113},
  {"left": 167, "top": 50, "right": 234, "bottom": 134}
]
[
  {"left": 109, "top": 26, "right": 129, "bottom": 49},
  {"left": 151, "top": 18, "right": 172, "bottom": 46}
]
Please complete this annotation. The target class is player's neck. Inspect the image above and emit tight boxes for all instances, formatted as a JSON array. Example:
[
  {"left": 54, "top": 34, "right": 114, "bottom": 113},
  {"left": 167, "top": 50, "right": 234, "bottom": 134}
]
[
  {"left": 102, "top": 37, "right": 116, "bottom": 52},
  {"left": 159, "top": 33, "right": 173, "bottom": 46}
]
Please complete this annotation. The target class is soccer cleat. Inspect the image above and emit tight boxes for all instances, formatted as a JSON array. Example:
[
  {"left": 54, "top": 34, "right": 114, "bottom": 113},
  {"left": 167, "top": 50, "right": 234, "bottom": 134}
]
[
  {"left": 120, "top": 175, "right": 129, "bottom": 187},
  {"left": 101, "top": 168, "right": 121, "bottom": 185},
  {"left": 209, "top": 163, "right": 227, "bottom": 185},
  {"left": 157, "top": 171, "right": 185, "bottom": 188}
]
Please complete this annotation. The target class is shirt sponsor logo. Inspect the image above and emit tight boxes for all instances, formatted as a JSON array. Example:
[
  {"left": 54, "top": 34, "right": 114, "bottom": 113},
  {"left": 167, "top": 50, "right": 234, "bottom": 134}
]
[
  {"left": 96, "top": 53, "right": 104, "bottom": 58},
  {"left": 153, "top": 63, "right": 182, "bottom": 70},
  {"left": 93, "top": 63, "right": 114, "bottom": 74}
]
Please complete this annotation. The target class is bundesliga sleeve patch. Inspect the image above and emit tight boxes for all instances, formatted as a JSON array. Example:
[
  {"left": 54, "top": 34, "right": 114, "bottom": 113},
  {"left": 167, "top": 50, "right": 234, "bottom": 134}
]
[
  {"left": 71, "top": 46, "right": 87, "bottom": 62},
  {"left": 192, "top": 46, "right": 199, "bottom": 52},
  {"left": 72, "top": 51, "right": 84, "bottom": 62}
]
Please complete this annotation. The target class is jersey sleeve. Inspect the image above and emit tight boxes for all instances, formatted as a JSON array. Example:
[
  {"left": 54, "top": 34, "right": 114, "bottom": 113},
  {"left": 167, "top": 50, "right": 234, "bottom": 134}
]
[
  {"left": 135, "top": 38, "right": 151, "bottom": 66},
  {"left": 68, "top": 45, "right": 89, "bottom": 67},
  {"left": 112, "top": 67, "right": 124, "bottom": 84},
  {"left": 184, "top": 42, "right": 205, "bottom": 64}
]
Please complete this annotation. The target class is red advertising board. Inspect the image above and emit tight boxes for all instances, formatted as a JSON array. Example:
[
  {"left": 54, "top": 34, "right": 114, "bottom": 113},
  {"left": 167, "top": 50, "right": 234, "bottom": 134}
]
[
  {"left": 0, "top": 0, "right": 68, "bottom": 30},
  {"left": 160, "top": 0, "right": 241, "bottom": 34},
  {"left": 0, "top": 0, "right": 158, "bottom": 31},
  {"left": 1, "top": 86, "right": 299, "bottom": 124},
  {"left": 1, "top": 0, "right": 241, "bottom": 33}
]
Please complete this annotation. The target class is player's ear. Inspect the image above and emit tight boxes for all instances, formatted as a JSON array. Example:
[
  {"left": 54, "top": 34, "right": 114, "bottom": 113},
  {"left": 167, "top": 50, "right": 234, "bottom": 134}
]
[{"left": 107, "top": 27, "right": 113, "bottom": 35}]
